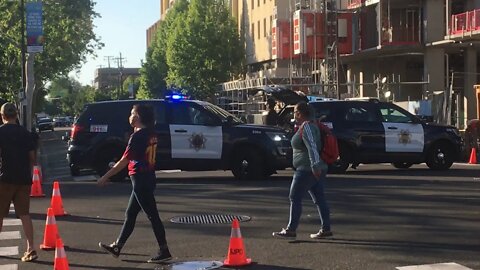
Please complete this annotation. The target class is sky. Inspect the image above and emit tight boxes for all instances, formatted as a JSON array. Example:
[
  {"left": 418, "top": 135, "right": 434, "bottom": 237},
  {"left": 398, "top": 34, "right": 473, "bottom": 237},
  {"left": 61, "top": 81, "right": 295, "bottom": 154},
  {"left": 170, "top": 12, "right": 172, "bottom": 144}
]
[{"left": 69, "top": 0, "right": 160, "bottom": 86}]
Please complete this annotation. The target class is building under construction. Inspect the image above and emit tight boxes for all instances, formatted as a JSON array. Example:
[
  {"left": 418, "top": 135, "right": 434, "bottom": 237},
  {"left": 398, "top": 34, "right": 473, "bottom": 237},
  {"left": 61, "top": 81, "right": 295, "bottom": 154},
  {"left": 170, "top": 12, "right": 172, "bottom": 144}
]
[{"left": 222, "top": 0, "right": 480, "bottom": 129}]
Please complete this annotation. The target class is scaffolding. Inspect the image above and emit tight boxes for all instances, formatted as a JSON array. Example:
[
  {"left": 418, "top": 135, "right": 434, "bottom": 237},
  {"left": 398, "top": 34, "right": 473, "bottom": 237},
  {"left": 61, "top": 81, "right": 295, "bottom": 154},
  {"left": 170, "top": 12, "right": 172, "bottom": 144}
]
[{"left": 322, "top": 0, "right": 340, "bottom": 99}]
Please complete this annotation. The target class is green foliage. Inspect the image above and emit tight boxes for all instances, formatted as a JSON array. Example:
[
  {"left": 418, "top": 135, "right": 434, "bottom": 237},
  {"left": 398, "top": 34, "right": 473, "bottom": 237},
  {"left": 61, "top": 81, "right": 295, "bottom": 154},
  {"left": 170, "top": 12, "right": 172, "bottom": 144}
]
[
  {"left": 140, "top": 0, "right": 244, "bottom": 100},
  {"left": 138, "top": 0, "right": 189, "bottom": 99},
  {"left": 0, "top": 0, "right": 102, "bottom": 105}
]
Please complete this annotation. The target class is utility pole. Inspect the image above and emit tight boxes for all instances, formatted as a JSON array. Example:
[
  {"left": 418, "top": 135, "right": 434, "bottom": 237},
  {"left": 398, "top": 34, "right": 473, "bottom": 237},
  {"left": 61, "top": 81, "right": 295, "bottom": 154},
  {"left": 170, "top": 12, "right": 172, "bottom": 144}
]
[
  {"left": 104, "top": 55, "right": 115, "bottom": 68},
  {"left": 114, "top": 53, "right": 126, "bottom": 100}
]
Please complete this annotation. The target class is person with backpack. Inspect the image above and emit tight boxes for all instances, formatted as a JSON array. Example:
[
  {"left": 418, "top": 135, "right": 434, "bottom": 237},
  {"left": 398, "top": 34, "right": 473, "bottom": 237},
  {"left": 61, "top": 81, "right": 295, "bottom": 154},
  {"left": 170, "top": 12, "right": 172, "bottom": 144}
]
[{"left": 273, "top": 101, "right": 333, "bottom": 239}]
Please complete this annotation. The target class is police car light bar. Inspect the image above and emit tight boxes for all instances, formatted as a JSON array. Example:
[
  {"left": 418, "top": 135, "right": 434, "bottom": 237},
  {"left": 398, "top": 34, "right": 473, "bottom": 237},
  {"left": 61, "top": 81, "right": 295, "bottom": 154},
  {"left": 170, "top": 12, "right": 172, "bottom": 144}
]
[{"left": 165, "top": 94, "right": 189, "bottom": 101}]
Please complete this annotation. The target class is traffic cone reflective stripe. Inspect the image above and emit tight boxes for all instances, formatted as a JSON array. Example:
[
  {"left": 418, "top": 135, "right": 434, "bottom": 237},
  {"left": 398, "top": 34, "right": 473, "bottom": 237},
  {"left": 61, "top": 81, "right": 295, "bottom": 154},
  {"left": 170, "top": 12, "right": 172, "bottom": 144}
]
[
  {"left": 30, "top": 166, "right": 45, "bottom": 197},
  {"left": 51, "top": 181, "right": 67, "bottom": 216},
  {"left": 468, "top": 148, "right": 478, "bottom": 164},
  {"left": 40, "top": 208, "right": 60, "bottom": 250},
  {"left": 54, "top": 238, "right": 69, "bottom": 270},
  {"left": 33, "top": 166, "right": 43, "bottom": 183},
  {"left": 223, "top": 218, "right": 251, "bottom": 267}
]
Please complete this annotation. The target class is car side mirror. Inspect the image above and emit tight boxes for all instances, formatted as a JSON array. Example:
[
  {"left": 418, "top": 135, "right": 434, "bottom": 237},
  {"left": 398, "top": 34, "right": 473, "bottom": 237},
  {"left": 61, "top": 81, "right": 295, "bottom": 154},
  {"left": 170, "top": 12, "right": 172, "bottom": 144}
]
[{"left": 417, "top": 115, "right": 433, "bottom": 123}]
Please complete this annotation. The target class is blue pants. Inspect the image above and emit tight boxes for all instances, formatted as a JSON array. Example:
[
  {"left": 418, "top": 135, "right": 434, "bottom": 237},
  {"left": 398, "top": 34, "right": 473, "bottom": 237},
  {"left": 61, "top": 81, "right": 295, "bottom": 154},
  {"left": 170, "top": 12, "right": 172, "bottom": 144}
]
[
  {"left": 116, "top": 173, "right": 167, "bottom": 249},
  {"left": 287, "top": 170, "right": 331, "bottom": 231}
]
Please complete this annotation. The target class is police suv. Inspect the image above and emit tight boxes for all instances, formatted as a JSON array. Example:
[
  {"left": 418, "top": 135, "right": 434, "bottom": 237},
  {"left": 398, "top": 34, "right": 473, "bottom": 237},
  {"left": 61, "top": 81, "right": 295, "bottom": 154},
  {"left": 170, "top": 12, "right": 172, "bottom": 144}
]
[
  {"left": 261, "top": 86, "right": 463, "bottom": 173},
  {"left": 66, "top": 96, "right": 292, "bottom": 181},
  {"left": 309, "top": 98, "right": 463, "bottom": 173}
]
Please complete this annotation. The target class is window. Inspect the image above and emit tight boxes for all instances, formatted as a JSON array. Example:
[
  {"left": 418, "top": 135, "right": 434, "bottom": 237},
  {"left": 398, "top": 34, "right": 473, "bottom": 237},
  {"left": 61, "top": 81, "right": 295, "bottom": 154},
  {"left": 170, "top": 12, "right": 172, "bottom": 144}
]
[
  {"left": 380, "top": 105, "right": 413, "bottom": 123},
  {"left": 257, "top": 0, "right": 260, "bottom": 7},
  {"left": 170, "top": 104, "right": 216, "bottom": 125},
  {"left": 264, "top": 18, "right": 267, "bottom": 37},
  {"left": 270, "top": 15, "right": 273, "bottom": 35},
  {"left": 343, "top": 105, "right": 377, "bottom": 122},
  {"left": 252, "top": 23, "right": 255, "bottom": 41},
  {"left": 252, "top": 0, "right": 254, "bottom": 9},
  {"left": 258, "top": 21, "right": 260, "bottom": 39}
]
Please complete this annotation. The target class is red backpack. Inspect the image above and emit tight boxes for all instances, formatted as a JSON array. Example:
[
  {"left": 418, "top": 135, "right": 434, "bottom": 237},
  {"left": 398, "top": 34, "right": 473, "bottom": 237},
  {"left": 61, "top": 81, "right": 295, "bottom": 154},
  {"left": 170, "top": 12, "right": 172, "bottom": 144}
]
[{"left": 299, "top": 120, "right": 339, "bottom": 165}]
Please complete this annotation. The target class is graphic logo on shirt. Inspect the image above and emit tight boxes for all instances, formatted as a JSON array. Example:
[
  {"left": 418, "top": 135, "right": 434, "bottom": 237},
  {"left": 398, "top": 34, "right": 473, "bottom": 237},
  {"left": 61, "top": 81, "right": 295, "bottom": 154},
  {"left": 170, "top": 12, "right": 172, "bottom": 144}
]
[
  {"left": 398, "top": 129, "right": 411, "bottom": 144},
  {"left": 189, "top": 132, "right": 207, "bottom": 151}
]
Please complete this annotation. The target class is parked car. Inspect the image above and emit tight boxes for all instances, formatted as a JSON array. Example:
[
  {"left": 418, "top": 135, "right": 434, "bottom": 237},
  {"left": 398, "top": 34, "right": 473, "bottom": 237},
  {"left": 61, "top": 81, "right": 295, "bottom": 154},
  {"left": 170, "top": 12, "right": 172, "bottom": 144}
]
[
  {"left": 66, "top": 97, "right": 292, "bottom": 181},
  {"left": 37, "top": 118, "right": 54, "bottom": 132},
  {"left": 53, "top": 116, "right": 70, "bottom": 127},
  {"left": 262, "top": 85, "right": 463, "bottom": 173}
]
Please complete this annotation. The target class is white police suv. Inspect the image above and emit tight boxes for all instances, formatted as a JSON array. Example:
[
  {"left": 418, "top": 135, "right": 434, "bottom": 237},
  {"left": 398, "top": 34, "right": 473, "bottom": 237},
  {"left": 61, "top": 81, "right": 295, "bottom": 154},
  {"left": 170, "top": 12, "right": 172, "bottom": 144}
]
[
  {"left": 261, "top": 85, "right": 463, "bottom": 173},
  {"left": 66, "top": 96, "right": 292, "bottom": 181},
  {"left": 309, "top": 99, "right": 463, "bottom": 173}
]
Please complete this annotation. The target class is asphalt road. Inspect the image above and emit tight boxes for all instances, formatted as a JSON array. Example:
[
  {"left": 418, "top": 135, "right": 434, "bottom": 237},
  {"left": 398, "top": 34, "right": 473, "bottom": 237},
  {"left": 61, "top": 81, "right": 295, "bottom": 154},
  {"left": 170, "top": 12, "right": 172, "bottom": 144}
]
[{"left": 1, "top": 128, "right": 479, "bottom": 270}]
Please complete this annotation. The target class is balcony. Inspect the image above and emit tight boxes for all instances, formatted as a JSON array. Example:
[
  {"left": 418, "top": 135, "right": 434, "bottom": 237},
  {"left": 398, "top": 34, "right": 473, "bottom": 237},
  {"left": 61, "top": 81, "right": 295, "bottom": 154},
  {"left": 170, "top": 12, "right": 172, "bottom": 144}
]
[{"left": 451, "top": 9, "right": 480, "bottom": 35}]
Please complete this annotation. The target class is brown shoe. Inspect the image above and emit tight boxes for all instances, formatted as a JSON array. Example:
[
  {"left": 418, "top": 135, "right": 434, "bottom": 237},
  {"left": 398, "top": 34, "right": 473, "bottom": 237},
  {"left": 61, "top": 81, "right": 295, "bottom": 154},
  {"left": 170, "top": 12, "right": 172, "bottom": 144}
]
[{"left": 21, "top": 250, "right": 38, "bottom": 262}]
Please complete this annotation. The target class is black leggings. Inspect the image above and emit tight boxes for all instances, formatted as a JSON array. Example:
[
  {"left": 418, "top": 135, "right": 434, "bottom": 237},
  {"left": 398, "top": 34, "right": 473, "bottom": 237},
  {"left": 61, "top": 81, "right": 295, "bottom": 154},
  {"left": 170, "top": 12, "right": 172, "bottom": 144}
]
[{"left": 116, "top": 173, "right": 167, "bottom": 249}]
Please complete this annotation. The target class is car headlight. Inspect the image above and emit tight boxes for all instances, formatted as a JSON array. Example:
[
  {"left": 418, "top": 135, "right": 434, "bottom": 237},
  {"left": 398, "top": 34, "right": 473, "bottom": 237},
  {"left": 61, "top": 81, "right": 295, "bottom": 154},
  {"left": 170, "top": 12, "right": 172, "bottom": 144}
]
[
  {"left": 446, "top": 128, "right": 460, "bottom": 137},
  {"left": 266, "top": 132, "right": 288, "bottom": 142}
]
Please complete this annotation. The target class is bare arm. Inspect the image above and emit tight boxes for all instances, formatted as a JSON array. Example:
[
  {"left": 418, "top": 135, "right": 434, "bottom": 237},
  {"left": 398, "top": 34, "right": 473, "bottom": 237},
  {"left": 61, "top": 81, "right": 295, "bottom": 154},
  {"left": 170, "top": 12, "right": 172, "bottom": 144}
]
[{"left": 97, "top": 156, "right": 129, "bottom": 187}]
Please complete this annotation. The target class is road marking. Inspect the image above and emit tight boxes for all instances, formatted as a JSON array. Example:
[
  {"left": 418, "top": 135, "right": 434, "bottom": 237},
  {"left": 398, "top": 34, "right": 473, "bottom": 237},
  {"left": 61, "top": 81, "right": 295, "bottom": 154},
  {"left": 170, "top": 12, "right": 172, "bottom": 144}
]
[
  {"left": 396, "top": 262, "right": 473, "bottom": 270},
  {"left": 0, "top": 264, "right": 18, "bottom": 270},
  {"left": 0, "top": 246, "right": 18, "bottom": 256},
  {"left": 3, "top": 219, "right": 21, "bottom": 226},
  {"left": 0, "top": 232, "right": 21, "bottom": 241}
]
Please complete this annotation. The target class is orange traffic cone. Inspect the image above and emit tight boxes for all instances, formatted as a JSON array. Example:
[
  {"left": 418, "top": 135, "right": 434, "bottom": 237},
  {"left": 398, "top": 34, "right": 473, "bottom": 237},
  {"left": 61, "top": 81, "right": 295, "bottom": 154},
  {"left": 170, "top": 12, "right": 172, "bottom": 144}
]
[
  {"left": 54, "top": 238, "right": 69, "bottom": 270},
  {"left": 51, "top": 181, "right": 67, "bottom": 216},
  {"left": 40, "top": 208, "right": 60, "bottom": 250},
  {"left": 223, "top": 218, "right": 251, "bottom": 267},
  {"left": 34, "top": 165, "right": 43, "bottom": 183},
  {"left": 468, "top": 148, "right": 478, "bottom": 164},
  {"left": 30, "top": 167, "right": 45, "bottom": 197}
]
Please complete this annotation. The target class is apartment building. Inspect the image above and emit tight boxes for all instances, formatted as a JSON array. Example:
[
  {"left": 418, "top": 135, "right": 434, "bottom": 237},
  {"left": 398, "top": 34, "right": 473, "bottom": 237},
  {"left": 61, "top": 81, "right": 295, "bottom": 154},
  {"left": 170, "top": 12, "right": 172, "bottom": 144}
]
[
  {"left": 147, "top": 0, "right": 176, "bottom": 47},
  {"left": 94, "top": 68, "right": 140, "bottom": 91},
  {"left": 145, "top": 0, "right": 479, "bottom": 127},
  {"left": 224, "top": 0, "right": 480, "bottom": 128}
]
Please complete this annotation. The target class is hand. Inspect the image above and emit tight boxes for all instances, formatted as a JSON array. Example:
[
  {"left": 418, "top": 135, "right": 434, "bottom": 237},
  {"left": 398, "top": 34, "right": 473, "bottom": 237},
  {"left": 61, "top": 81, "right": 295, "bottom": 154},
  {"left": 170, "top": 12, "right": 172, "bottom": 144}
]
[
  {"left": 97, "top": 176, "right": 110, "bottom": 187},
  {"left": 312, "top": 168, "right": 322, "bottom": 180}
]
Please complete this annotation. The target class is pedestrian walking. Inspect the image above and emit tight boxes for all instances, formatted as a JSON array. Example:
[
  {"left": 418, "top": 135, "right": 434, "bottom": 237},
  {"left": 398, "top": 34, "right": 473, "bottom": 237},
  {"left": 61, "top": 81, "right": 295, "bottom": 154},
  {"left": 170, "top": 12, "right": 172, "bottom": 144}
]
[
  {"left": 97, "top": 104, "right": 172, "bottom": 263},
  {"left": 0, "top": 103, "right": 38, "bottom": 262},
  {"left": 272, "top": 101, "right": 332, "bottom": 239}
]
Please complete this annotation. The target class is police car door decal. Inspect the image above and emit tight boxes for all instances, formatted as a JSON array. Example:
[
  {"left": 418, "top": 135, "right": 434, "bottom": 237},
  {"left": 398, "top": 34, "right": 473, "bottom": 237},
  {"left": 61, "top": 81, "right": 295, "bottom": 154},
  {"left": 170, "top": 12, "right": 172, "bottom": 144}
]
[
  {"left": 383, "top": 123, "right": 424, "bottom": 152},
  {"left": 170, "top": 125, "right": 223, "bottom": 159}
]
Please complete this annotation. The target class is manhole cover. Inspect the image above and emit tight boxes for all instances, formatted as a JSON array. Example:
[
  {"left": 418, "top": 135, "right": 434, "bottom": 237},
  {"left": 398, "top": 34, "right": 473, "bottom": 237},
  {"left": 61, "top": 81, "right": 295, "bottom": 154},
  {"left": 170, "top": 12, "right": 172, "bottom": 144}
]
[
  {"left": 157, "top": 260, "right": 223, "bottom": 270},
  {"left": 170, "top": 214, "right": 251, "bottom": 224}
]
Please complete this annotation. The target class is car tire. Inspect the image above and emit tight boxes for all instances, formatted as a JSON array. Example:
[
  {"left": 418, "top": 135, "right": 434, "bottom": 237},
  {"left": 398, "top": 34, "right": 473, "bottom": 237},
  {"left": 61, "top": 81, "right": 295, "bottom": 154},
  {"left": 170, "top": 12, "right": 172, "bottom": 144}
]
[
  {"left": 328, "top": 142, "right": 350, "bottom": 174},
  {"left": 392, "top": 162, "right": 413, "bottom": 169},
  {"left": 426, "top": 143, "right": 454, "bottom": 170},
  {"left": 95, "top": 147, "right": 128, "bottom": 182},
  {"left": 231, "top": 148, "right": 266, "bottom": 181}
]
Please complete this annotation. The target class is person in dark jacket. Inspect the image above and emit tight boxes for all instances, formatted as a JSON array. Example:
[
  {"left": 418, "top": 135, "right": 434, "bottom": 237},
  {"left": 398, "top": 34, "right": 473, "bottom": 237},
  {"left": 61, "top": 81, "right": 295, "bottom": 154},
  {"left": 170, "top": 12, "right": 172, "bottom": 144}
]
[
  {"left": 272, "top": 101, "right": 332, "bottom": 239},
  {"left": 264, "top": 98, "right": 279, "bottom": 126}
]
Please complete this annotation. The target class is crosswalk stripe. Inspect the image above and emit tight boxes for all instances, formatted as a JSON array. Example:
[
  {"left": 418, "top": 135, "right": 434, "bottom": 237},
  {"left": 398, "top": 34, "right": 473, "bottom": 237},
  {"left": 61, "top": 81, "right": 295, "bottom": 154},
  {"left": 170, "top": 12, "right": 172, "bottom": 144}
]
[
  {"left": 0, "top": 246, "right": 18, "bottom": 256},
  {"left": 0, "top": 231, "right": 21, "bottom": 241},
  {"left": 2, "top": 220, "right": 21, "bottom": 226},
  {"left": 0, "top": 265, "right": 18, "bottom": 270},
  {"left": 396, "top": 262, "right": 473, "bottom": 270}
]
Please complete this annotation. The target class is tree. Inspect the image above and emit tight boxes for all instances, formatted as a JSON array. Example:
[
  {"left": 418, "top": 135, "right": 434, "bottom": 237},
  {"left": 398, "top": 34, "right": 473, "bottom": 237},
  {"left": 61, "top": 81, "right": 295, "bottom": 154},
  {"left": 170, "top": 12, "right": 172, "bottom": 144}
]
[
  {"left": 138, "top": 0, "right": 189, "bottom": 99},
  {"left": 140, "top": 0, "right": 243, "bottom": 100},
  {"left": 0, "top": 0, "right": 102, "bottom": 102},
  {"left": 166, "top": 0, "right": 244, "bottom": 100}
]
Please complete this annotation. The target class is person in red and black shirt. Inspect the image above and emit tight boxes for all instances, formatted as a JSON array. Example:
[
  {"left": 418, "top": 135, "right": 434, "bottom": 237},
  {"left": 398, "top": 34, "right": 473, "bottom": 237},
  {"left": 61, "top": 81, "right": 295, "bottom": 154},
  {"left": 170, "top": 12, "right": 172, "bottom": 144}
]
[{"left": 97, "top": 104, "right": 171, "bottom": 263}]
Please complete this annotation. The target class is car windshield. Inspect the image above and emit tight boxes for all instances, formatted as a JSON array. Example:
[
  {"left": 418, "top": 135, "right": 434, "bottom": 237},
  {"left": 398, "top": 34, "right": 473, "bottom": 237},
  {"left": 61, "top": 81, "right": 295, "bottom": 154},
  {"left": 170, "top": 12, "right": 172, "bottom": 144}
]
[
  {"left": 203, "top": 104, "right": 243, "bottom": 124},
  {"left": 38, "top": 118, "right": 52, "bottom": 123}
]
